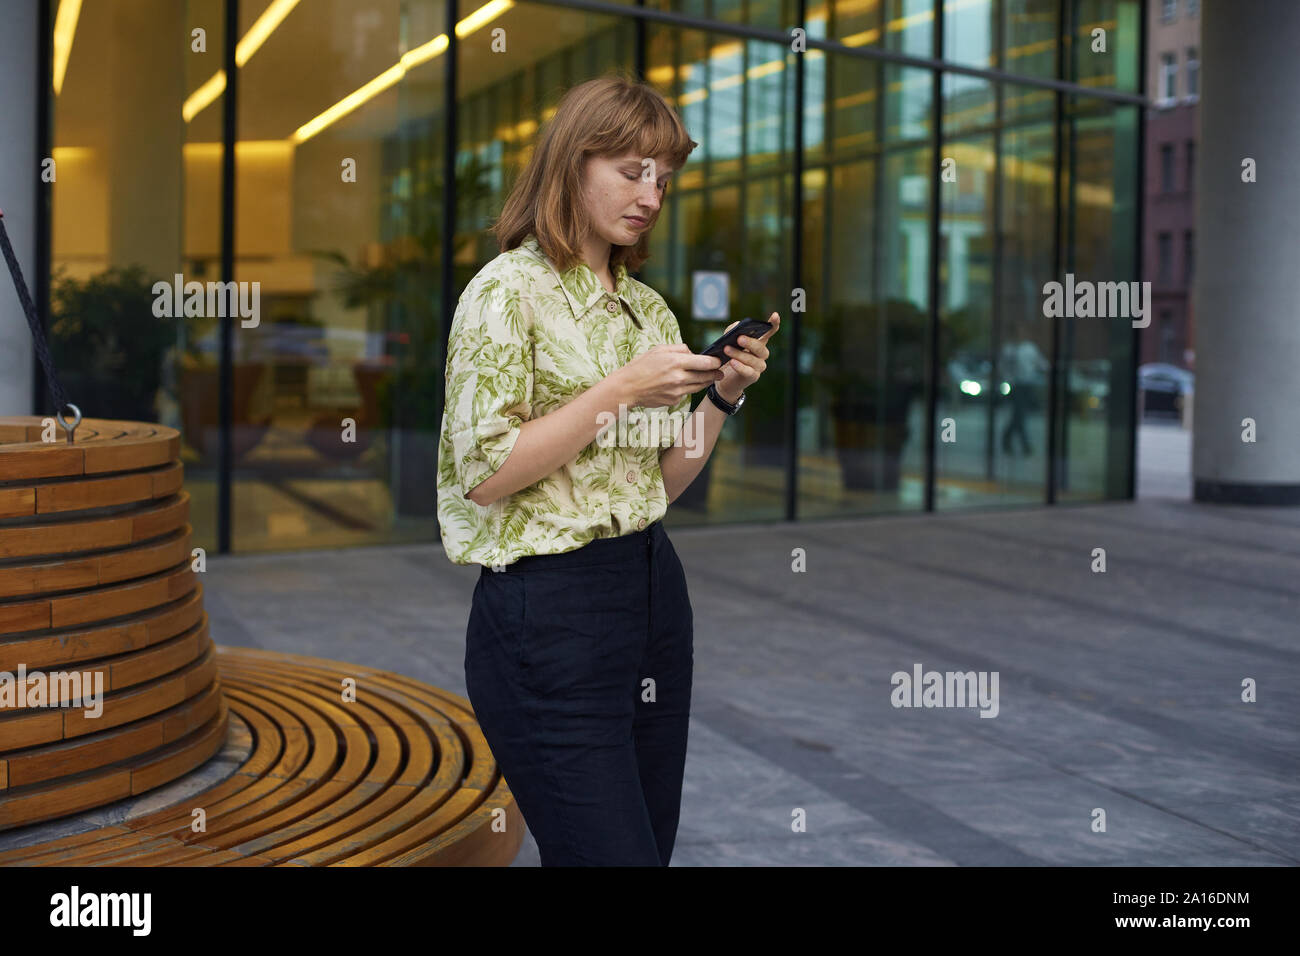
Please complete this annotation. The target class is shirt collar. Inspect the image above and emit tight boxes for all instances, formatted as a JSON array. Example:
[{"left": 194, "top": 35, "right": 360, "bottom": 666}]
[{"left": 519, "top": 233, "right": 631, "bottom": 320}]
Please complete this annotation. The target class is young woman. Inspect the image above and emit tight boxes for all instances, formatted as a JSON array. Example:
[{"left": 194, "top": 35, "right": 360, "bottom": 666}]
[{"left": 437, "top": 72, "right": 779, "bottom": 866}]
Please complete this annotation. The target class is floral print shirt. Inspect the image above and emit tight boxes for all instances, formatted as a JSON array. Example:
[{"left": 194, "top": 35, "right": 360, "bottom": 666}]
[{"left": 437, "top": 233, "right": 694, "bottom": 568}]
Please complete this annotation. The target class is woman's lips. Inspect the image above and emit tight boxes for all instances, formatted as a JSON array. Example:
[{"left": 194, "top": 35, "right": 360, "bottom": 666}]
[{"left": 625, "top": 216, "right": 648, "bottom": 227}]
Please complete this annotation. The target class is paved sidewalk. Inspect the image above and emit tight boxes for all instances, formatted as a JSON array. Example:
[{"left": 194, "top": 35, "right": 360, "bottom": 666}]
[
  {"left": 1136, "top": 420, "right": 1194, "bottom": 499},
  {"left": 199, "top": 487, "right": 1300, "bottom": 866}
]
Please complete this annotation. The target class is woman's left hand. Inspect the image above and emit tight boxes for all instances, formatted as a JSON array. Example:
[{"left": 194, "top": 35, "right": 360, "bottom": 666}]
[{"left": 716, "top": 312, "right": 780, "bottom": 403}]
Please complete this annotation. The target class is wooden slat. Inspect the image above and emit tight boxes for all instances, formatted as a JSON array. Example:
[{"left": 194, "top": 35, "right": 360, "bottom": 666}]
[
  {"left": 0, "top": 418, "right": 181, "bottom": 482},
  {"left": 0, "top": 525, "right": 193, "bottom": 599},
  {"left": 0, "top": 584, "right": 205, "bottom": 672},
  {"left": 34, "top": 463, "right": 183, "bottom": 515},
  {"left": 3, "top": 680, "right": 222, "bottom": 789},
  {"left": 0, "top": 562, "right": 197, "bottom": 635},
  {"left": 0, "top": 649, "right": 522, "bottom": 867},
  {"left": 0, "top": 492, "right": 189, "bottom": 561}
]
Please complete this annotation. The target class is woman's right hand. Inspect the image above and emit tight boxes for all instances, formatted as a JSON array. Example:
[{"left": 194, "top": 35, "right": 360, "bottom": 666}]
[{"left": 615, "top": 344, "right": 724, "bottom": 408}]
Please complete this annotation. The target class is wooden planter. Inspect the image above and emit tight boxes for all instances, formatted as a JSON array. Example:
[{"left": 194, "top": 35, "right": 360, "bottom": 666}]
[{"left": 0, "top": 417, "right": 228, "bottom": 829}]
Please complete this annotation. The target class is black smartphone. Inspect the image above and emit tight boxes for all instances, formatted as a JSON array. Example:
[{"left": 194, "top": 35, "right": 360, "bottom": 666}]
[{"left": 699, "top": 318, "right": 774, "bottom": 360}]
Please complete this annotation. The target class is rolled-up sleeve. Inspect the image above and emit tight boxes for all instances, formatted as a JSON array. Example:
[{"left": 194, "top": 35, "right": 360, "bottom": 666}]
[{"left": 444, "top": 273, "right": 533, "bottom": 499}]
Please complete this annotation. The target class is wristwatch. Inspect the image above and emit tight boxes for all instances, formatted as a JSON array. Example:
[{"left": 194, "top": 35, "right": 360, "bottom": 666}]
[{"left": 706, "top": 383, "right": 745, "bottom": 416}]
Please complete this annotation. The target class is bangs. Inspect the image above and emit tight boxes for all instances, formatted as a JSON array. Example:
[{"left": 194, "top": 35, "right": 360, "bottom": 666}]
[{"left": 628, "top": 105, "right": 696, "bottom": 171}]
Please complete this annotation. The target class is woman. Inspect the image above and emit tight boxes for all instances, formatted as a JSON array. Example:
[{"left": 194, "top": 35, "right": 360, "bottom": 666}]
[{"left": 436, "top": 72, "right": 779, "bottom": 866}]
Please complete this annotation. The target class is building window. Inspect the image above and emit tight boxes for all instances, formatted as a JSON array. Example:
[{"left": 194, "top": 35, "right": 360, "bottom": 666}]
[
  {"left": 1184, "top": 230, "right": 1195, "bottom": 283},
  {"left": 1162, "top": 0, "right": 1177, "bottom": 23},
  {"left": 1186, "top": 47, "right": 1199, "bottom": 99},
  {"left": 1158, "top": 311, "right": 1176, "bottom": 363},
  {"left": 1160, "top": 53, "right": 1177, "bottom": 104},
  {"left": 1187, "top": 0, "right": 1199, "bottom": 16},
  {"left": 1160, "top": 144, "right": 1175, "bottom": 193},
  {"left": 1186, "top": 141, "right": 1196, "bottom": 191},
  {"left": 1158, "top": 232, "right": 1173, "bottom": 283}
]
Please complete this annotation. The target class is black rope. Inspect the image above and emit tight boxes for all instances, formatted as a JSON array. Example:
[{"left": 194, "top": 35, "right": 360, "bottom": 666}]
[{"left": 0, "top": 208, "right": 73, "bottom": 418}]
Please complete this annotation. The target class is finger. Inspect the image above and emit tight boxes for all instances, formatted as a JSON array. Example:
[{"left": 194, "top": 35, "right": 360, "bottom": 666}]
[
  {"left": 680, "top": 353, "right": 726, "bottom": 370},
  {"left": 727, "top": 342, "right": 767, "bottom": 362},
  {"left": 735, "top": 337, "right": 770, "bottom": 360},
  {"left": 723, "top": 348, "right": 758, "bottom": 373},
  {"left": 685, "top": 372, "right": 725, "bottom": 389},
  {"left": 686, "top": 373, "right": 722, "bottom": 389}
]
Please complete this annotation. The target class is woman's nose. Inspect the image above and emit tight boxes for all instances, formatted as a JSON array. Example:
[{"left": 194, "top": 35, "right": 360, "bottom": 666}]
[{"left": 638, "top": 181, "right": 661, "bottom": 211}]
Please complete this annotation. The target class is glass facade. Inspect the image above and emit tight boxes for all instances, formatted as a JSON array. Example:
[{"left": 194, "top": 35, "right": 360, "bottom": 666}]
[{"left": 41, "top": 0, "right": 1143, "bottom": 555}]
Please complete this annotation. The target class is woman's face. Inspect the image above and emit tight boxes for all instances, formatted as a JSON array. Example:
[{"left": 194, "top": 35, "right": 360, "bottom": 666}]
[{"left": 581, "top": 148, "right": 675, "bottom": 248}]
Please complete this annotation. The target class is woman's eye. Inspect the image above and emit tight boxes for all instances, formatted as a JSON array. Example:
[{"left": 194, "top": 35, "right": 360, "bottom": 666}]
[{"left": 625, "top": 173, "right": 669, "bottom": 190}]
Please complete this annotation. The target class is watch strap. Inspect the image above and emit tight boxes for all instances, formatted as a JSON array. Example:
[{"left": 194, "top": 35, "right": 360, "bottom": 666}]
[{"left": 707, "top": 383, "right": 743, "bottom": 415}]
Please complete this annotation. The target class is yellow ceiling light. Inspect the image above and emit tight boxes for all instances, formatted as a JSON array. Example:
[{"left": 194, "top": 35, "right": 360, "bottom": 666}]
[
  {"left": 292, "top": 2, "right": 514, "bottom": 145},
  {"left": 182, "top": 0, "right": 301, "bottom": 122},
  {"left": 183, "top": 71, "right": 227, "bottom": 123},
  {"left": 291, "top": 64, "right": 406, "bottom": 143},
  {"left": 52, "top": 0, "right": 82, "bottom": 96},
  {"left": 456, "top": 0, "right": 515, "bottom": 38},
  {"left": 237, "top": 0, "right": 301, "bottom": 67}
]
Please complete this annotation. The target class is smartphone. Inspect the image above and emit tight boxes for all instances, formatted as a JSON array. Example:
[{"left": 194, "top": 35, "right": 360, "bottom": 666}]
[{"left": 700, "top": 318, "right": 774, "bottom": 360}]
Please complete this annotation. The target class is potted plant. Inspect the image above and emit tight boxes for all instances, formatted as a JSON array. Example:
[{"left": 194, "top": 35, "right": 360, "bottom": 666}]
[
  {"left": 309, "top": 153, "right": 496, "bottom": 516},
  {"left": 817, "top": 298, "right": 927, "bottom": 492},
  {"left": 47, "top": 264, "right": 173, "bottom": 423}
]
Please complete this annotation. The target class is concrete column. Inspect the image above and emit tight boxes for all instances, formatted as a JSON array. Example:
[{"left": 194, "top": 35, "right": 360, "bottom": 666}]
[
  {"left": 0, "top": 0, "right": 38, "bottom": 417},
  {"left": 1193, "top": 0, "right": 1300, "bottom": 503}
]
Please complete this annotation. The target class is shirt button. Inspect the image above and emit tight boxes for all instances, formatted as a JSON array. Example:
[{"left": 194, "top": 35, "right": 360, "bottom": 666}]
[
  {"left": 606, "top": 299, "right": 619, "bottom": 313},
  {"left": 626, "top": 469, "right": 637, "bottom": 483},
  {"left": 637, "top": 517, "right": 647, "bottom": 530}
]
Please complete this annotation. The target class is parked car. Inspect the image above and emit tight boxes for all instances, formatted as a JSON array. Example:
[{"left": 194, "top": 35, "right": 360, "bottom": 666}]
[{"left": 1138, "top": 362, "right": 1194, "bottom": 417}]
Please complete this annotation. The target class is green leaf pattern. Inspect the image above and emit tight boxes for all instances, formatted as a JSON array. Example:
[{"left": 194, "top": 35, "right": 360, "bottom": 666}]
[{"left": 437, "top": 234, "right": 694, "bottom": 566}]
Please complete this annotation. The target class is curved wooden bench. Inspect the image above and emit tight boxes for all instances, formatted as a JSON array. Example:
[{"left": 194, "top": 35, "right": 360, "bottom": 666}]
[
  {"left": 0, "top": 648, "right": 523, "bottom": 866},
  {"left": 0, "top": 416, "right": 518, "bottom": 864}
]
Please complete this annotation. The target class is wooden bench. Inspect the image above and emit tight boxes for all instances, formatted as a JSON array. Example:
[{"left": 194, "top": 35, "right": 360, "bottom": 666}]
[{"left": 0, "top": 416, "right": 521, "bottom": 865}]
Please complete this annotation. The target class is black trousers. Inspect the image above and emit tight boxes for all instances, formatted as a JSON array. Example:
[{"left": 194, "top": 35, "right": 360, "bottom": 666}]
[{"left": 464, "top": 520, "right": 694, "bottom": 866}]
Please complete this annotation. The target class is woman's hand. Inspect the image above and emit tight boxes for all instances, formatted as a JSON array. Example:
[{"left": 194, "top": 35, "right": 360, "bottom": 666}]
[
  {"left": 616, "top": 344, "right": 724, "bottom": 408},
  {"left": 715, "top": 312, "right": 780, "bottom": 403}
]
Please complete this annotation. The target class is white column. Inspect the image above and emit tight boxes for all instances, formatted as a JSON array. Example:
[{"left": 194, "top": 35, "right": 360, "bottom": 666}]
[
  {"left": 1193, "top": 0, "right": 1300, "bottom": 503},
  {"left": 0, "top": 0, "right": 38, "bottom": 417}
]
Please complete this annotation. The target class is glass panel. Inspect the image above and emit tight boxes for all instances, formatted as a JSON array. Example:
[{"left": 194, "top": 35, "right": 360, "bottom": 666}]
[
  {"left": 826, "top": 0, "right": 885, "bottom": 47},
  {"left": 647, "top": 0, "right": 785, "bottom": 28},
  {"left": 1071, "top": 0, "right": 1141, "bottom": 94},
  {"left": 230, "top": 0, "right": 446, "bottom": 552},
  {"left": 943, "top": 0, "right": 1059, "bottom": 79},
  {"left": 817, "top": 44, "right": 876, "bottom": 164},
  {"left": 943, "top": 72, "right": 994, "bottom": 135},
  {"left": 646, "top": 26, "right": 797, "bottom": 523},
  {"left": 1055, "top": 97, "right": 1138, "bottom": 500},
  {"left": 936, "top": 82, "right": 1056, "bottom": 510},
  {"left": 944, "top": 0, "right": 996, "bottom": 69},
  {"left": 1005, "top": 0, "right": 1058, "bottom": 81},
  {"left": 997, "top": 91, "right": 1057, "bottom": 498},
  {"left": 800, "top": 62, "right": 931, "bottom": 519},
  {"left": 47, "top": 0, "right": 224, "bottom": 554},
  {"left": 885, "top": 0, "right": 935, "bottom": 57}
]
